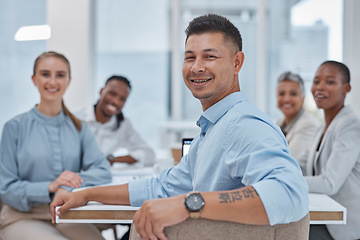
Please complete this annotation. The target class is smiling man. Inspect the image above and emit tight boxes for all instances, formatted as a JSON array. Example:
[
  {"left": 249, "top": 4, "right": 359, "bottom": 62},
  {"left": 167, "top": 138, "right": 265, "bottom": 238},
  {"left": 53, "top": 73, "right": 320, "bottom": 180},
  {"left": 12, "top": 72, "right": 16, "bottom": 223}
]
[
  {"left": 51, "top": 14, "right": 309, "bottom": 240},
  {"left": 75, "top": 75, "right": 155, "bottom": 167}
]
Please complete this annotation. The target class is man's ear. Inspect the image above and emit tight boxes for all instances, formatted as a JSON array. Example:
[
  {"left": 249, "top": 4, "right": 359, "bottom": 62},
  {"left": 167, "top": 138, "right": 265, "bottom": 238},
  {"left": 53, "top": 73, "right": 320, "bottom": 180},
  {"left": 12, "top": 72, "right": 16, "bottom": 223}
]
[
  {"left": 234, "top": 51, "right": 245, "bottom": 74},
  {"left": 345, "top": 83, "right": 351, "bottom": 93}
]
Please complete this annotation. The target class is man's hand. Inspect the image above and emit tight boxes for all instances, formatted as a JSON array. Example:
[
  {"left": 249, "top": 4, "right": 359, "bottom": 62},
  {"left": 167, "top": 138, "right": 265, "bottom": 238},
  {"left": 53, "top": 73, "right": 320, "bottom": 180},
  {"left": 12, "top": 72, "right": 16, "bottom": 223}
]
[
  {"left": 112, "top": 155, "right": 137, "bottom": 165},
  {"left": 50, "top": 188, "right": 88, "bottom": 224},
  {"left": 133, "top": 194, "right": 189, "bottom": 240},
  {"left": 48, "top": 170, "right": 83, "bottom": 193}
]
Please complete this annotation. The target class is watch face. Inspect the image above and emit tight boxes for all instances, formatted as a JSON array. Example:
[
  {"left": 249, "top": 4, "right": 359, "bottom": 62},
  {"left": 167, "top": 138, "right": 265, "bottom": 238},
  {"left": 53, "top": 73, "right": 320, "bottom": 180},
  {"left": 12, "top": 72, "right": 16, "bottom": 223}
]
[
  {"left": 106, "top": 154, "right": 115, "bottom": 162},
  {"left": 185, "top": 193, "right": 204, "bottom": 212}
]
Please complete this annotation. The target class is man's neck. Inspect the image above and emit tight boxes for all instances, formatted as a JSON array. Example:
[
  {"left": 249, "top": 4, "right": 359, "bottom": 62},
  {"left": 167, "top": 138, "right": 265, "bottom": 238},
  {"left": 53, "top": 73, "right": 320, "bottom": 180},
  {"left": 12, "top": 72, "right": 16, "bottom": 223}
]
[{"left": 94, "top": 106, "right": 111, "bottom": 124}]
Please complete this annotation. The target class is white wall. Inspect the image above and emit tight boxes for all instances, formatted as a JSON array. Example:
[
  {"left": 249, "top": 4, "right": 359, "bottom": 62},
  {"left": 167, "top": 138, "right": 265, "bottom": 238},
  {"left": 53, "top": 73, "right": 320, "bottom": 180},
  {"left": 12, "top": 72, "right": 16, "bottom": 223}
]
[{"left": 343, "top": 0, "right": 360, "bottom": 116}]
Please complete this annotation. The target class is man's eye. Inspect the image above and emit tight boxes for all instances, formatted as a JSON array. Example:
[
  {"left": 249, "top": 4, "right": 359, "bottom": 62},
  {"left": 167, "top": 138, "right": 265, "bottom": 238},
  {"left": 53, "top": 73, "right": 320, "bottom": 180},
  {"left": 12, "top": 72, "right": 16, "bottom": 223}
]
[{"left": 185, "top": 56, "right": 195, "bottom": 60}]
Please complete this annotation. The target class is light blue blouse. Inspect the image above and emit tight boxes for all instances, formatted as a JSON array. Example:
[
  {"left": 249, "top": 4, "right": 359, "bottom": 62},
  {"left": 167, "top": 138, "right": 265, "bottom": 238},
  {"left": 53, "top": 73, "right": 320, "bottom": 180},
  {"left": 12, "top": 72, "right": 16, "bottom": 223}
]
[
  {"left": 129, "top": 92, "right": 309, "bottom": 225},
  {"left": 0, "top": 106, "right": 112, "bottom": 212}
]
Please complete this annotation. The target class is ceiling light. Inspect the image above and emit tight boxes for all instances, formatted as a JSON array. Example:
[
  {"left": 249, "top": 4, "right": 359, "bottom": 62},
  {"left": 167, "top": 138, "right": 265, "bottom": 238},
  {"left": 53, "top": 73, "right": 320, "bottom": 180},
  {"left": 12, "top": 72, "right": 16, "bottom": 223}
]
[{"left": 14, "top": 25, "right": 51, "bottom": 41}]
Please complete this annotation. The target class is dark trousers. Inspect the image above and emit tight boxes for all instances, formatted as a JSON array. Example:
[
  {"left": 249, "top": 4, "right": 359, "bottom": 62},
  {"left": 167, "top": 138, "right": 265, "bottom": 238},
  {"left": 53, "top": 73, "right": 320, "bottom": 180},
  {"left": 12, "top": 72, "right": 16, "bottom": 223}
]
[
  {"left": 309, "top": 225, "right": 333, "bottom": 240},
  {"left": 119, "top": 223, "right": 130, "bottom": 240}
]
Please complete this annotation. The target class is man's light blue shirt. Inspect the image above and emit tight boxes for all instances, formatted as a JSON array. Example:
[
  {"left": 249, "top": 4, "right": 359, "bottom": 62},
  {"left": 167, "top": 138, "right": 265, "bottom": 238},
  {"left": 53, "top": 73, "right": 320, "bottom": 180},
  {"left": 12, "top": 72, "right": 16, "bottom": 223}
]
[{"left": 129, "top": 92, "right": 308, "bottom": 225}]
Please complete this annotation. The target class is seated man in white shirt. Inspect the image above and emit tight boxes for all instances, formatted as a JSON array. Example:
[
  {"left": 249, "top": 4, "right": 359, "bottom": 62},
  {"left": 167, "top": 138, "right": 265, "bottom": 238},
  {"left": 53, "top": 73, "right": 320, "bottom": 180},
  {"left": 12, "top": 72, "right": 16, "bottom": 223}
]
[{"left": 75, "top": 75, "right": 155, "bottom": 167}]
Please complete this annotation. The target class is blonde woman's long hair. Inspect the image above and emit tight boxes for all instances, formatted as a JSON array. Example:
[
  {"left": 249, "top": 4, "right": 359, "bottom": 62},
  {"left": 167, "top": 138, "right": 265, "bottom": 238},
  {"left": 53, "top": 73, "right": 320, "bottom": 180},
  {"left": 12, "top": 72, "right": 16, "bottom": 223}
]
[{"left": 33, "top": 51, "right": 82, "bottom": 131}]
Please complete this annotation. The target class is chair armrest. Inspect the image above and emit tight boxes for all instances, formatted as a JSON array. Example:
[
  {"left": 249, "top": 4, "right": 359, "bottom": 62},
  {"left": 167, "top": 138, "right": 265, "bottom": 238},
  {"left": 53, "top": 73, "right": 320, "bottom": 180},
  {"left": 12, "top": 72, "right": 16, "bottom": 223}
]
[{"left": 129, "top": 213, "right": 309, "bottom": 240}]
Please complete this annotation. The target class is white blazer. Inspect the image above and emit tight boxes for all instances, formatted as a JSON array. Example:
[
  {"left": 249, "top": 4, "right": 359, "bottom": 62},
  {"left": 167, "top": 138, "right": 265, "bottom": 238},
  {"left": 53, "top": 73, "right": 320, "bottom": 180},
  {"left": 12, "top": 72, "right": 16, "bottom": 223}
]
[
  {"left": 277, "top": 110, "right": 320, "bottom": 174},
  {"left": 305, "top": 106, "right": 360, "bottom": 240}
]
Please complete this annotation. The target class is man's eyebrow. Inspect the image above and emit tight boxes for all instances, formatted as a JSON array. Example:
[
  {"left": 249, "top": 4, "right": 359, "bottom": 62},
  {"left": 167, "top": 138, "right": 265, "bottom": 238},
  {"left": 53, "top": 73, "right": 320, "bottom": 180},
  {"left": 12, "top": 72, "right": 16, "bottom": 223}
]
[
  {"left": 203, "top": 48, "right": 218, "bottom": 52},
  {"left": 184, "top": 48, "right": 218, "bottom": 54}
]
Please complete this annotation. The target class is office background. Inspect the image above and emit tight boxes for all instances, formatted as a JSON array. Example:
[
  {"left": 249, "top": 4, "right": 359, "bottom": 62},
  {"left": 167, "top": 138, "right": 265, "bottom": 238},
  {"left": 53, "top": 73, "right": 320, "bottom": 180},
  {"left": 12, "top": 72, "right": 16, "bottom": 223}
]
[{"left": 1, "top": 0, "right": 359, "bottom": 151}]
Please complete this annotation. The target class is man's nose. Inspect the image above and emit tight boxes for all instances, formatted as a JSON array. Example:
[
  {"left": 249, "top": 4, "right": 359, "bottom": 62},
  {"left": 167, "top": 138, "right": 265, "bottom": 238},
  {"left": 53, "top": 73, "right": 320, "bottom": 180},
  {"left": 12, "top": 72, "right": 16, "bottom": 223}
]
[{"left": 191, "top": 59, "right": 205, "bottom": 72}]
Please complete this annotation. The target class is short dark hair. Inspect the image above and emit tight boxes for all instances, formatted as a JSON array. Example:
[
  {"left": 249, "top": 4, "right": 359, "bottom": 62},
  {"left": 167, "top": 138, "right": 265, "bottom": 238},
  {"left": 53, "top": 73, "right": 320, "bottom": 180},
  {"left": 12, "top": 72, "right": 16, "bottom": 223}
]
[
  {"left": 320, "top": 61, "right": 351, "bottom": 84},
  {"left": 185, "top": 14, "right": 242, "bottom": 52},
  {"left": 105, "top": 75, "right": 132, "bottom": 89}
]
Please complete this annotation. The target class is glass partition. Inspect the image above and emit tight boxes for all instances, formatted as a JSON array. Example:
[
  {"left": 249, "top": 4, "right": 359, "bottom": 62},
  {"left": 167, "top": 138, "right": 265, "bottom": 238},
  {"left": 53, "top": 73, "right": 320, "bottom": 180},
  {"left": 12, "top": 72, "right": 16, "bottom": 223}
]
[{"left": 0, "top": 0, "right": 47, "bottom": 135}]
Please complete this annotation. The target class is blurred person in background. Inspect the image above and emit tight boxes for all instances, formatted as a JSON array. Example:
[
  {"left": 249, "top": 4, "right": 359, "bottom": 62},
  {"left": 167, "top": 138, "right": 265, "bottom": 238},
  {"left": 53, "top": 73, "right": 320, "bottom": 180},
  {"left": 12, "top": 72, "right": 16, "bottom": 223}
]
[
  {"left": 276, "top": 71, "right": 320, "bottom": 174},
  {"left": 305, "top": 61, "right": 360, "bottom": 240},
  {"left": 75, "top": 75, "right": 155, "bottom": 240},
  {"left": 0, "top": 51, "right": 111, "bottom": 240},
  {"left": 75, "top": 75, "right": 155, "bottom": 167}
]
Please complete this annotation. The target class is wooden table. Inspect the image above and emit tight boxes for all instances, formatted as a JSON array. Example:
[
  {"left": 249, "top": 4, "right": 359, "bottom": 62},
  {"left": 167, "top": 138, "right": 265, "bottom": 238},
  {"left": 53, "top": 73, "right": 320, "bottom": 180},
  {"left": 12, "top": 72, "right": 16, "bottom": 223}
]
[
  {"left": 56, "top": 193, "right": 346, "bottom": 225},
  {"left": 308, "top": 193, "right": 346, "bottom": 224}
]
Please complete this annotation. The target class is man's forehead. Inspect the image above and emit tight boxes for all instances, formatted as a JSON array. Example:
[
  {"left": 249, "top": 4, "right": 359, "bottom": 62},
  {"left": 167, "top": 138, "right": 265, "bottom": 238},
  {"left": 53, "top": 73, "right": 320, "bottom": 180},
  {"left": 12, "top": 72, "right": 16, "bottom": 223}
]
[
  {"left": 185, "top": 32, "right": 225, "bottom": 49},
  {"left": 185, "top": 32, "right": 238, "bottom": 54},
  {"left": 186, "top": 32, "right": 224, "bottom": 42}
]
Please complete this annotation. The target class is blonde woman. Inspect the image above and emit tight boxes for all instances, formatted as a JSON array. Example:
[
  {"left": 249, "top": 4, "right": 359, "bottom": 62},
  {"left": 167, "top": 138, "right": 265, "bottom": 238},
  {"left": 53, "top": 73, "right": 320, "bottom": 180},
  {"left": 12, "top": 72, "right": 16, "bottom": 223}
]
[{"left": 0, "top": 51, "right": 111, "bottom": 240}]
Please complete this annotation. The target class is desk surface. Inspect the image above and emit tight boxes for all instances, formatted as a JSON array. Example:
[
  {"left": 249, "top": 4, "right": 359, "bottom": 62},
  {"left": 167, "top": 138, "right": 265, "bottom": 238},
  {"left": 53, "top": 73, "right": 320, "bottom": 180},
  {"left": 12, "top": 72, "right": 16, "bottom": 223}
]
[
  {"left": 56, "top": 192, "right": 346, "bottom": 225},
  {"left": 56, "top": 165, "right": 346, "bottom": 225},
  {"left": 308, "top": 193, "right": 346, "bottom": 224}
]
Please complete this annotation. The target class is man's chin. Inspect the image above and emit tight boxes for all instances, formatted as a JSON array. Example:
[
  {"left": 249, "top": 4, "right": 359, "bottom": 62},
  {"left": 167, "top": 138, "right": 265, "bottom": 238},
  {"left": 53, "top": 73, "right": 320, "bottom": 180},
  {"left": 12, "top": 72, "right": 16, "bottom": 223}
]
[
  {"left": 101, "top": 109, "right": 116, "bottom": 118},
  {"left": 192, "top": 92, "right": 212, "bottom": 100}
]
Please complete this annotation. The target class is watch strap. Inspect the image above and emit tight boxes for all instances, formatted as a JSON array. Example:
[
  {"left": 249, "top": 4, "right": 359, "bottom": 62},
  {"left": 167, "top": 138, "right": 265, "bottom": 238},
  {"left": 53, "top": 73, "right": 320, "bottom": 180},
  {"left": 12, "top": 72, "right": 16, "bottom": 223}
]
[{"left": 189, "top": 210, "right": 201, "bottom": 219}]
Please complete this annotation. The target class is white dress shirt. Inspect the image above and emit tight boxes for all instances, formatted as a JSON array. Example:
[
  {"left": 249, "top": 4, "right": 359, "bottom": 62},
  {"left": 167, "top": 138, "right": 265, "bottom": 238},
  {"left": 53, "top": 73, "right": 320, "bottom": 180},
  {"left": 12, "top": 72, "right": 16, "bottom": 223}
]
[{"left": 75, "top": 107, "right": 155, "bottom": 166}]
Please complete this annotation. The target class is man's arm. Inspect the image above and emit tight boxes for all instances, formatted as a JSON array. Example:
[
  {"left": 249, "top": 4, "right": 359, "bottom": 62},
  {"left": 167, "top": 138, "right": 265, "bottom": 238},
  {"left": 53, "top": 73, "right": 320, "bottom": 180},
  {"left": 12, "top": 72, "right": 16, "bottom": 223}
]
[
  {"left": 201, "top": 186, "right": 268, "bottom": 224},
  {"left": 50, "top": 184, "right": 130, "bottom": 223},
  {"left": 109, "top": 155, "right": 137, "bottom": 165},
  {"left": 133, "top": 186, "right": 268, "bottom": 240}
]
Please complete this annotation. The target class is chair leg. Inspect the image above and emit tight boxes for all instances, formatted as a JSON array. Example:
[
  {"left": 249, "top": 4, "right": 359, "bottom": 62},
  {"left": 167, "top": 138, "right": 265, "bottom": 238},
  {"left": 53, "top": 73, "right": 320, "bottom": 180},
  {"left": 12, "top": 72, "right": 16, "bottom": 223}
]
[{"left": 112, "top": 225, "right": 118, "bottom": 240}]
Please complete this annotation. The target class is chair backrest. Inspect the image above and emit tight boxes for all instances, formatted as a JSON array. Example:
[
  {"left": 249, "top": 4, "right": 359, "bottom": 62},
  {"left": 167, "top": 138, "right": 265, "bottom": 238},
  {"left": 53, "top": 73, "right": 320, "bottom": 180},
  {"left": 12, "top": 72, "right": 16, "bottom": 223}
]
[{"left": 130, "top": 213, "right": 309, "bottom": 240}]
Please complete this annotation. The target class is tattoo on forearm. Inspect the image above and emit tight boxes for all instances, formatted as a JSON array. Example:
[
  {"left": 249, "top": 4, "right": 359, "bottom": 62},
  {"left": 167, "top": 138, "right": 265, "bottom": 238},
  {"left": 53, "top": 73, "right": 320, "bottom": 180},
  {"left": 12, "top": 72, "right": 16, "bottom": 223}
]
[{"left": 218, "top": 188, "right": 259, "bottom": 204}]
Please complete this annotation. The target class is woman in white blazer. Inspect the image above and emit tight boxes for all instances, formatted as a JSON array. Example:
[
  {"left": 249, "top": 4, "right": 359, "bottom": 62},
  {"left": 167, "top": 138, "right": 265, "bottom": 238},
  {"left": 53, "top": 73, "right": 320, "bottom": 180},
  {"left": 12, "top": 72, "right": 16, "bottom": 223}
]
[
  {"left": 276, "top": 72, "right": 320, "bottom": 174},
  {"left": 305, "top": 61, "right": 360, "bottom": 240}
]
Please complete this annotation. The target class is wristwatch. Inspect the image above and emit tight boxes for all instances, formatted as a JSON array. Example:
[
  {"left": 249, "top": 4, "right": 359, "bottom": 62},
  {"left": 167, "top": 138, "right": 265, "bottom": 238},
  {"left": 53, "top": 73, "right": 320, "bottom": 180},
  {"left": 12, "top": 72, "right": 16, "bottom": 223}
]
[
  {"left": 106, "top": 154, "right": 115, "bottom": 162},
  {"left": 184, "top": 191, "right": 204, "bottom": 219}
]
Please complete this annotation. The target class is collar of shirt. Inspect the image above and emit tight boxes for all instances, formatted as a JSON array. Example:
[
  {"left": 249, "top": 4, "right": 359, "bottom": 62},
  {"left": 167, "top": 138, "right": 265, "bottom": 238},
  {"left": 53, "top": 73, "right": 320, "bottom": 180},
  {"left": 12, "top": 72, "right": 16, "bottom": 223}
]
[
  {"left": 82, "top": 105, "right": 118, "bottom": 128},
  {"left": 31, "top": 105, "right": 66, "bottom": 126},
  {"left": 197, "top": 92, "right": 247, "bottom": 133},
  {"left": 281, "top": 108, "right": 304, "bottom": 135}
]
